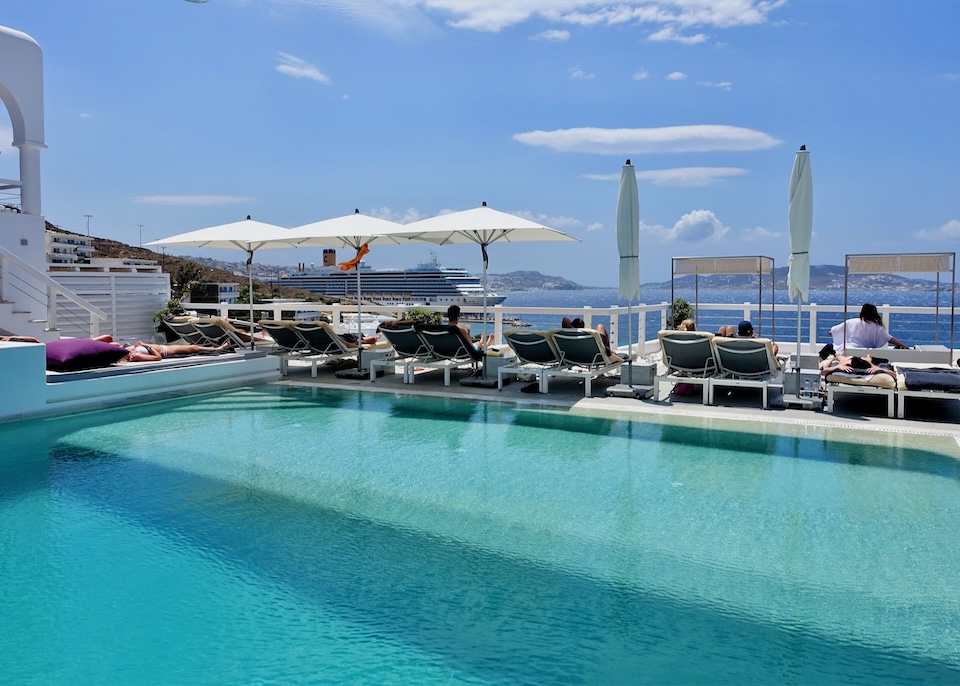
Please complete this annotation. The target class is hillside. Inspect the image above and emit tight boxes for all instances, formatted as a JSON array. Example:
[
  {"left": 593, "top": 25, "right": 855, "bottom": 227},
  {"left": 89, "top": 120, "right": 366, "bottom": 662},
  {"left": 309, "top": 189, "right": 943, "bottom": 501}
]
[{"left": 642, "top": 265, "right": 951, "bottom": 291}]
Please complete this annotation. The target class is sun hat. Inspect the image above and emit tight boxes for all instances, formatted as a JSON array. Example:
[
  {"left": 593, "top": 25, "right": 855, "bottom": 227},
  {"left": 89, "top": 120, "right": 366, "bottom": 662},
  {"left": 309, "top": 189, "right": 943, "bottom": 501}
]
[{"left": 737, "top": 320, "right": 754, "bottom": 336}]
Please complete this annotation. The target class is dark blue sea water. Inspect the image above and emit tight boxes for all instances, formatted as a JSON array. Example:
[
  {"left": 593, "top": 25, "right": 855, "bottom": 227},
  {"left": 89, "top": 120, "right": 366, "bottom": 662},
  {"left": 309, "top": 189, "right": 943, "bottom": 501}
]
[{"left": 493, "top": 288, "right": 958, "bottom": 348}]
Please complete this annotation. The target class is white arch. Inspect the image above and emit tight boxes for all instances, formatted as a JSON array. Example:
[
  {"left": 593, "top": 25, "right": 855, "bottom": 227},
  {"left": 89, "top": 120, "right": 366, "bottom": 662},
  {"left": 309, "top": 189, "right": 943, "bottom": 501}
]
[{"left": 0, "top": 25, "right": 45, "bottom": 215}]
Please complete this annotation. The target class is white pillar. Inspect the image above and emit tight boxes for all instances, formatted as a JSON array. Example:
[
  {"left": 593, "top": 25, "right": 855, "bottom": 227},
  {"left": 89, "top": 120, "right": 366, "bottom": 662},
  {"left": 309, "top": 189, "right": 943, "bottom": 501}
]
[{"left": 15, "top": 141, "right": 43, "bottom": 215}]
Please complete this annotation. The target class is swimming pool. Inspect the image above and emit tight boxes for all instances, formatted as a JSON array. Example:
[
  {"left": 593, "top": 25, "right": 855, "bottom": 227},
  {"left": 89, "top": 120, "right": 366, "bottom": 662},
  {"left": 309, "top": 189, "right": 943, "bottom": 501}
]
[{"left": 2, "top": 386, "right": 959, "bottom": 684}]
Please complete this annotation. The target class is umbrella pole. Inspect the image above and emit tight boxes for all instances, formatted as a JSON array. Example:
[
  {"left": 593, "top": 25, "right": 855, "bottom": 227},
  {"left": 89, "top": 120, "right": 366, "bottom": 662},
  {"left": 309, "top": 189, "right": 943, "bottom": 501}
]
[
  {"left": 796, "top": 296, "right": 802, "bottom": 364},
  {"left": 247, "top": 250, "right": 255, "bottom": 350},
  {"left": 627, "top": 301, "right": 634, "bottom": 385},
  {"left": 481, "top": 245, "right": 489, "bottom": 378},
  {"left": 356, "top": 266, "right": 363, "bottom": 369}
]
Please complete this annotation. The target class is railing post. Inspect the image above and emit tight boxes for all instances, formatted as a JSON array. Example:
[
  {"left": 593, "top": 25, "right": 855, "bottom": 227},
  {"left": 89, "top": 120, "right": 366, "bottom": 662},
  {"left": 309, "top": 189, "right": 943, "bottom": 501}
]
[
  {"left": 639, "top": 305, "right": 647, "bottom": 357},
  {"left": 660, "top": 302, "right": 668, "bottom": 330},
  {"left": 583, "top": 306, "right": 592, "bottom": 329},
  {"left": 608, "top": 306, "right": 619, "bottom": 348},
  {"left": 110, "top": 274, "right": 118, "bottom": 338},
  {"left": 0, "top": 253, "right": 7, "bottom": 301},
  {"left": 493, "top": 306, "right": 503, "bottom": 345},
  {"left": 90, "top": 313, "right": 99, "bottom": 338},
  {"left": 47, "top": 284, "right": 58, "bottom": 330},
  {"left": 809, "top": 303, "right": 817, "bottom": 348}
]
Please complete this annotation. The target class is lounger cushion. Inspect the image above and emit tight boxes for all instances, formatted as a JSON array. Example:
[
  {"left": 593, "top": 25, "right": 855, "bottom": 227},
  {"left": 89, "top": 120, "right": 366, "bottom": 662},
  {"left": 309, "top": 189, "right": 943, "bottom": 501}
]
[
  {"left": 825, "top": 371, "right": 896, "bottom": 390},
  {"left": 45, "top": 338, "right": 129, "bottom": 371}
]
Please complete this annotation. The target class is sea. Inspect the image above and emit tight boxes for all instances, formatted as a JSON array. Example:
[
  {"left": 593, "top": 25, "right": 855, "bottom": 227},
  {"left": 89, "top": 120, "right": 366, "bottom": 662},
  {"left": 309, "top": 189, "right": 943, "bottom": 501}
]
[{"left": 490, "top": 288, "right": 958, "bottom": 349}]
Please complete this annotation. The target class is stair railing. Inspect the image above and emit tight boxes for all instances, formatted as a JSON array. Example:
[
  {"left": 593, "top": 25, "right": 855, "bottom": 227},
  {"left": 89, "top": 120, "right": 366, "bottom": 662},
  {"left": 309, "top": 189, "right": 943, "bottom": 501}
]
[{"left": 0, "top": 245, "right": 108, "bottom": 337}]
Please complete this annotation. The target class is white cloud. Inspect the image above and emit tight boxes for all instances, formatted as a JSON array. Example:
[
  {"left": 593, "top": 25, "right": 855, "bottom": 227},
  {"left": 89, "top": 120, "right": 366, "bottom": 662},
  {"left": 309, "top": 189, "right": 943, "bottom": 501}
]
[
  {"left": 290, "top": 1, "right": 784, "bottom": 34},
  {"left": 584, "top": 167, "right": 747, "bottom": 186},
  {"left": 514, "top": 125, "right": 781, "bottom": 154},
  {"left": 640, "top": 167, "right": 746, "bottom": 186},
  {"left": 586, "top": 222, "right": 603, "bottom": 232},
  {"left": 0, "top": 126, "right": 13, "bottom": 155},
  {"left": 515, "top": 209, "right": 583, "bottom": 231},
  {"left": 648, "top": 26, "right": 708, "bottom": 44},
  {"left": 666, "top": 71, "right": 687, "bottom": 81},
  {"left": 632, "top": 69, "right": 649, "bottom": 81},
  {"left": 276, "top": 52, "right": 331, "bottom": 84},
  {"left": 915, "top": 219, "right": 960, "bottom": 240},
  {"left": 698, "top": 80, "right": 733, "bottom": 90},
  {"left": 666, "top": 209, "right": 730, "bottom": 241},
  {"left": 369, "top": 206, "right": 426, "bottom": 224},
  {"left": 740, "top": 225, "right": 781, "bottom": 240},
  {"left": 78, "top": 113, "right": 93, "bottom": 118},
  {"left": 570, "top": 65, "right": 596, "bottom": 80},
  {"left": 531, "top": 29, "right": 570, "bottom": 41},
  {"left": 133, "top": 195, "right": 253, "bottom": 206}
]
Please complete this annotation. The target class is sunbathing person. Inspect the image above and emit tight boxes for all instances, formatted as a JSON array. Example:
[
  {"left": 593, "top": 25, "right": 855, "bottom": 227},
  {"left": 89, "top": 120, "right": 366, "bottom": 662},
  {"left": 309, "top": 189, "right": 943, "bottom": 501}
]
[
  {"left": 717, "top": 320, "right": 779, "bottom": 355},
  {"left": 820, "top": 353, "right": 896, "bottom": 378},
  {"left": 123, "top": 340, "right": 231, "bottom": 361},
  {"left": 561, "top": 316, "right": 627, "bottom": 360},
  {"left": 0, "top": 335, "right": 41, "bottom": 343},
  {"left": 829, "top": 303, "right": 909, "bottom": 351},
  {"left": 677, "top": 319, "right": 696, "bottom": 331},
  {"left": 447, "top": 305, "right": 493, "bottom": 350}
]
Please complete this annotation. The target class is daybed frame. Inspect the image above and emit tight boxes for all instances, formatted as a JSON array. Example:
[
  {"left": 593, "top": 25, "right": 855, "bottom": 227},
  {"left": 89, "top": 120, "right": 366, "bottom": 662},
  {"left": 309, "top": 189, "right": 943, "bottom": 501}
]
[{"left": 671, "top": 256, "right": 776, "bottom": 338}]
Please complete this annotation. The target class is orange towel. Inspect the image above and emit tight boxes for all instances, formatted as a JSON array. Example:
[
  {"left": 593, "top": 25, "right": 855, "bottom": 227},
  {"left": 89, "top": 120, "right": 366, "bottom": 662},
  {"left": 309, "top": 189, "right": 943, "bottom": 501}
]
[{"left": 339, "top": 243, "right": 370, "bottom": 271}]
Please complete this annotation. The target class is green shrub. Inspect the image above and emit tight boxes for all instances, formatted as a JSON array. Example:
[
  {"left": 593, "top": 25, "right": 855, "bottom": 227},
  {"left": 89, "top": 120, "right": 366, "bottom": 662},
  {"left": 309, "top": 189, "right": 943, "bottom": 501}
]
[
  {"left": 669, "top": 297, "right": 693, "bottom": 329},
  {"left": 404, "top": 307, "right": 443, "bottom": 325}
]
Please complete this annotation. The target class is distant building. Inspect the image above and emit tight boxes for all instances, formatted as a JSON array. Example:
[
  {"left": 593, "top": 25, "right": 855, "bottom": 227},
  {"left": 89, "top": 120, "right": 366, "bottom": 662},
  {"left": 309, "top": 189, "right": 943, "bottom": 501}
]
[
  {"left": 189, "top": 282, "right": 240, "bottom": 304},
  {"left": 46, "top": 229, "right": 94, "bottom": 264}
]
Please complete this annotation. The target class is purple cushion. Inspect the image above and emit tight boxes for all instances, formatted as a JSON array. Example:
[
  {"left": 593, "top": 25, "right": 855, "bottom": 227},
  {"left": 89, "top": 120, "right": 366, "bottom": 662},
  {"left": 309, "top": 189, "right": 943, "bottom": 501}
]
[{"left": 46, "top": 338, "right": 129, "bottom": 371}]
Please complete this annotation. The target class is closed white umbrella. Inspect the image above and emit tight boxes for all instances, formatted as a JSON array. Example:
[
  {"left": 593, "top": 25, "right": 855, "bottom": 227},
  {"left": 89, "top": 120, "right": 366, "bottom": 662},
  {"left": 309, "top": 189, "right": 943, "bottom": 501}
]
[
  {"left": 617, "top": 159, "right": 640, "bottom": 375},
  {"left": 400, "top": 203, "right": 579, "bottom": 379},
  {"left": 147, "top": 216, "right": 292, "bottom": 349},
  {"left": 787, "top": 145, "right": 813, "bottom": 355}
]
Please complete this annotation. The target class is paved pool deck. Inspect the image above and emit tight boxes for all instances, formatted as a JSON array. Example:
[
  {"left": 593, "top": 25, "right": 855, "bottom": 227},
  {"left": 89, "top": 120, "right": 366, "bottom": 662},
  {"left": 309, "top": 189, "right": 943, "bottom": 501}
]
[{"left": 273, "top": 358, "right": 960, "bottom": 442}]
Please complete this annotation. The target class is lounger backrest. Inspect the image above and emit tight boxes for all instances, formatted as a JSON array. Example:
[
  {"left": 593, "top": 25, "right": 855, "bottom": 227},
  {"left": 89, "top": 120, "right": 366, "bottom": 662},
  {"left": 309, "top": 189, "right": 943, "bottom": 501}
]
[
  {"left": 549, "top": 328, "right": 619, "bottom": 368},
  {"left": 191, "top": 319, "right": 246, "bottom": 347},
  {"left": 295, "top": 322, "right": 351, "bottom": 355},
  {"left": 162, "top": 319, "right": 208, "bottom": 346},
  {"left": 378, "top": 323, "right": 430, "bottom": 359},
  {"left": 712, "top": 336, "right": 779, "bottom": 379},
  {"left": 657, "top": 330, "right": 717, "bottom": 377},
  {"left": 416, "top": 324, "right": 483, "bottom": 362},
  {"left": 259, "top": 320, "right": 308, "bottom": 353},
  {"left": 503, "top": 329, "right": 560, "bottom": 365}
]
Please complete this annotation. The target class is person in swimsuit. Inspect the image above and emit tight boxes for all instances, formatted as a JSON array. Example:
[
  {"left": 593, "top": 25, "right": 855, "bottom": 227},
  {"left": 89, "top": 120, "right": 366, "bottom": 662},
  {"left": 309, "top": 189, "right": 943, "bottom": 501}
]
[{"left": 122, "top": 340, "right": 231, "bottom": 361}]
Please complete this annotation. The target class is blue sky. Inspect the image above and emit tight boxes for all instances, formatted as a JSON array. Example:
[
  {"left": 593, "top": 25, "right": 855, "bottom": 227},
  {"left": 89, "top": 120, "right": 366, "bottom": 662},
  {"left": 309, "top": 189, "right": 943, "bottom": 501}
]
[{"left": 2, "top": 0, "right": 958, "bottom": 287}]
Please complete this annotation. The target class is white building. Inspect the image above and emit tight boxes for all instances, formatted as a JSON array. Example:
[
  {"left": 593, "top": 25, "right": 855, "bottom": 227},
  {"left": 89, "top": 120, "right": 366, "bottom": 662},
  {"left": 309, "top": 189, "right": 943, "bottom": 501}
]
[{"left": 46, "top": 229, "right": 94, "bottom": 264}]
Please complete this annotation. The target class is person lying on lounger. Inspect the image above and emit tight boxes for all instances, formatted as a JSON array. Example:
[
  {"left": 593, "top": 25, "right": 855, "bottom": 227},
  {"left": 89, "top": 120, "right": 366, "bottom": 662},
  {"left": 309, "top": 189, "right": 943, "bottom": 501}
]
[
  {"left": 820, "top": 353, "right": 896, "bottom": 379},
  {"left": 93, "top": 335, "right": 231, "bottom": 361},
  {"left": 0, "top": 335, "right": 41, "bottom": 343}
]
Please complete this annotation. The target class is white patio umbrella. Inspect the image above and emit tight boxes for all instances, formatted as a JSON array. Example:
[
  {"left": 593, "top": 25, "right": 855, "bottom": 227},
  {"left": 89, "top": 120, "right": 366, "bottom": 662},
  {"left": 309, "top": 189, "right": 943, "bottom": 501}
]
[
  {"left": 787, "top": 145, "right": 813, "bottom": 356},
  {"left": 617, "top": 160, "right": 640, "bottom": 377},
  {"left": 399, "top": 202, "right": 579, "bottom": 352},
  {"left": 268, "top": 210, "right": 411, "bottom": 346},
  {"left": 147, "top": 216, "right": 292, "bottom": 349}
]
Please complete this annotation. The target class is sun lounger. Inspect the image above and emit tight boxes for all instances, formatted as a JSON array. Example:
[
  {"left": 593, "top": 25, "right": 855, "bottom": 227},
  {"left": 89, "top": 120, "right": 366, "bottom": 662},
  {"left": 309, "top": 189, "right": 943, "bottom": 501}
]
[
  {"left": 543, "top": 328, "right": 624, "bottom": 397},
  {"left": 192, "top": 317, "right": 271, "bottom": 349},
  {"left": 894, "top": 363, "right": 960, "bottom": 419},
  {"left": 160, "top": 318, "right": 209, "bottom": 346},
  {"left": 709, "top": 336, "right": 781, "bottom": 409},
  {"left": 413, "top": 324, "right": 483, "bottom": 386},
  {"left": 293, "top": 321, "right": 391, "bottom": 377},
  {"left": 654, "top": 330, "right": 717, "bottom": 404},
  {"left": 372, "top": 321, "right": 433, "bottom": 383},
  {"left": 258, "top": 320, "right": 316, "bottom": 375},
  {"left": 498, "top": 329, "right": 561, "bottom": 392}
]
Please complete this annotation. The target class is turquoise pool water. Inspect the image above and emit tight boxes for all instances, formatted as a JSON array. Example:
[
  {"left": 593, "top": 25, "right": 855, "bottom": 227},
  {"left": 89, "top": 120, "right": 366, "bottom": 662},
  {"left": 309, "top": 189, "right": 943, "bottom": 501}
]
[{"left": 2, "top": 386, "right": 959, "bottom": 685}]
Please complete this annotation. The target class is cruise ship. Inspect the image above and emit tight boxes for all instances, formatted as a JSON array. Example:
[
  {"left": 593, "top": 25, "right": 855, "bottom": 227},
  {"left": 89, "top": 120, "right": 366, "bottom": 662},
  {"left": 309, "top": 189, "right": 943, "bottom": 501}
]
[{"left": 279, "top": 251, "right": 506, "bottom": 308}]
